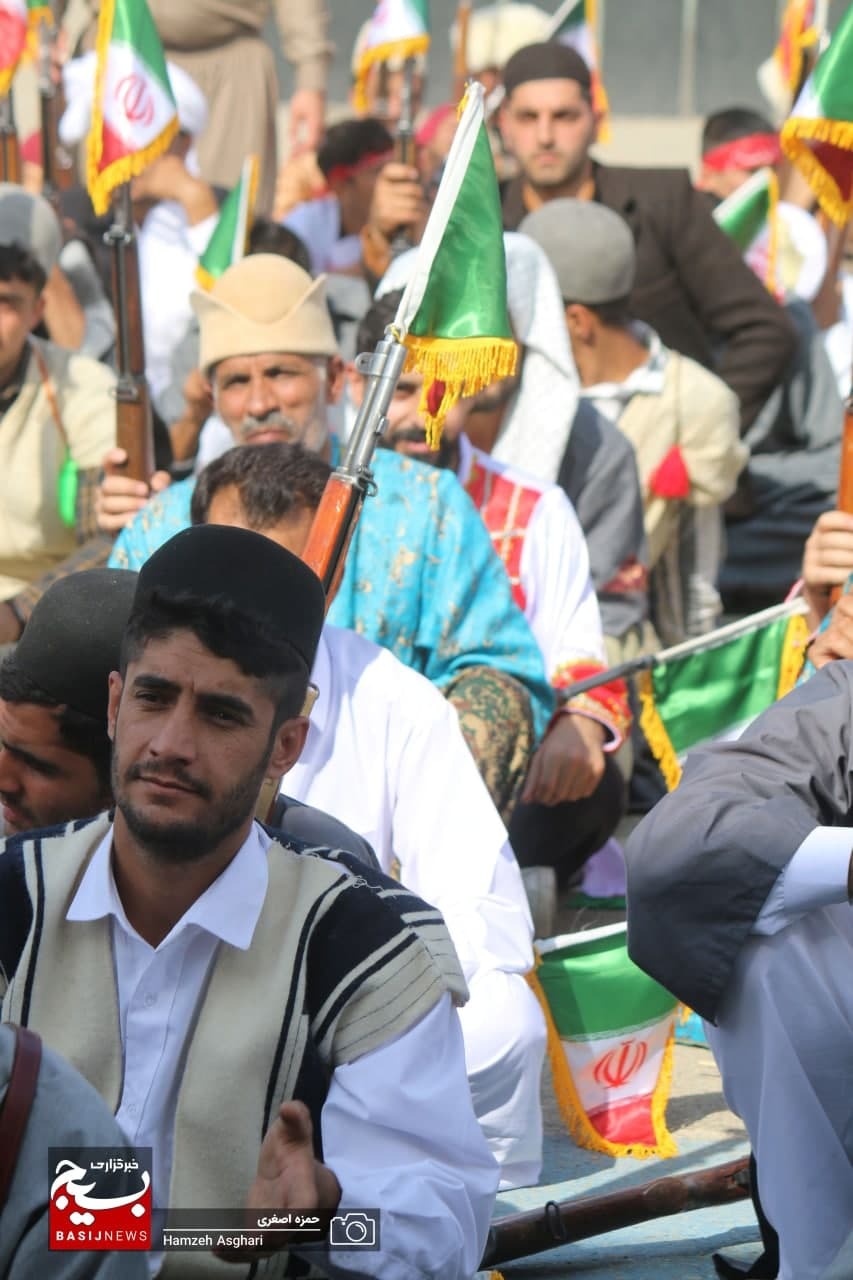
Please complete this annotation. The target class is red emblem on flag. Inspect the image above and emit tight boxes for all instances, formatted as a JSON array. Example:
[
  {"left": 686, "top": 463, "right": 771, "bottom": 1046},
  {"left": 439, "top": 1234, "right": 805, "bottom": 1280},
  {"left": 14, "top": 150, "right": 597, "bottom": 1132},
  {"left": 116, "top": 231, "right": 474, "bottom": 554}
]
[
  {"left": 592, "top": 1039, "right": 648, "bottom": 1088},
  {"left": 115, "top": 75, "right": 154, "bottom": 127}
]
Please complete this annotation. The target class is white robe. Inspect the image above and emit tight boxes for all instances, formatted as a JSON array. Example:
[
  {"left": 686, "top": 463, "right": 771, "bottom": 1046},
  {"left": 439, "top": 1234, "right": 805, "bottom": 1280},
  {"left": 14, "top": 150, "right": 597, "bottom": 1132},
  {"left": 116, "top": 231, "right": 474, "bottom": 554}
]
[{"left": 283, "top": 624, "right": 547, "bottom": 1189}]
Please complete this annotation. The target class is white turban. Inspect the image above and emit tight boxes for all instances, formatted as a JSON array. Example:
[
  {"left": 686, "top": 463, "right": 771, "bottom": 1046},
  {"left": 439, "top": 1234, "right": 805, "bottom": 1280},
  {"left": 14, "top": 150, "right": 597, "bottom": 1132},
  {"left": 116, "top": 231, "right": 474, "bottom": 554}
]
[{"left": 59, "top": 52, "right": 208, "bottom": 148}]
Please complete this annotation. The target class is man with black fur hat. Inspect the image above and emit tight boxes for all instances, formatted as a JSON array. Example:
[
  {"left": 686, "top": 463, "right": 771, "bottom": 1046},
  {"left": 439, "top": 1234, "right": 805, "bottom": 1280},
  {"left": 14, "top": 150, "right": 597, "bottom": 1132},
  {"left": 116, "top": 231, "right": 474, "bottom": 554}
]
[
  {"left": 498, "top": 41, "right": 797, "bottom": 434},
  {"left": 0, "top": 568, "right": 136, "bottom": 834},
  {"left": 0, "top": 525, "right": 498, "bottom": 1279}
]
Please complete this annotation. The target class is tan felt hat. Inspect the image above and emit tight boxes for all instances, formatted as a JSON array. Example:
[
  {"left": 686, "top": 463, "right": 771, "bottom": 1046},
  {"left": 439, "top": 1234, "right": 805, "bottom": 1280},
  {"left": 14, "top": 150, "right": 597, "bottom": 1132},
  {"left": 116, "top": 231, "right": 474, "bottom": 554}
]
[{"left": 192, "top": 254, "right": 339, "bottom": 373}]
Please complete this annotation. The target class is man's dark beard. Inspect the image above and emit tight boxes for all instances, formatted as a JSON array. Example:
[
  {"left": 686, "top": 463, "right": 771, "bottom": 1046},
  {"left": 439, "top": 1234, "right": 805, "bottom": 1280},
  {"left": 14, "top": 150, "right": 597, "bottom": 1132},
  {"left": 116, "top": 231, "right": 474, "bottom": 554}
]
[
  {"left": 378, "top": 426, "right": 459, "bottom": 470},
  {"left": 111, "top": 748, "right": 272, "bottom": 864}
]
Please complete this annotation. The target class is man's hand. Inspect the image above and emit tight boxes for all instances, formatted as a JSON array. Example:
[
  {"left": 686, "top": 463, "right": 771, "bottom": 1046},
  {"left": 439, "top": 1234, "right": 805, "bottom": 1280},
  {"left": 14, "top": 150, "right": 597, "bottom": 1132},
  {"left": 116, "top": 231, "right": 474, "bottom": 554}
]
[
  {"left": 273, "top": 150, "right": 325, "bottom": 220},
  {"left": 131, "top": 155, "right": 217, "bottom": 225},
  {"left": 366, "top": 162, "right": 426, "bottom": 240},
  {"left": 214, "top": 1101, "right": 341, "bottom": 1263},
  {"left": 802, "top": 510, "right": 853, "bottom": 623},
  {"left": 808, "top": 591, "right": 853, "bottom": 668},
  {"left": 96, "top": 448, "right": 171, "bottom": 534},
  {"left": 521, "top": 713, "right": 606, "bottom": 806},
  {"left": 288, "top": 88, "right": 325, "bottom": 156}
]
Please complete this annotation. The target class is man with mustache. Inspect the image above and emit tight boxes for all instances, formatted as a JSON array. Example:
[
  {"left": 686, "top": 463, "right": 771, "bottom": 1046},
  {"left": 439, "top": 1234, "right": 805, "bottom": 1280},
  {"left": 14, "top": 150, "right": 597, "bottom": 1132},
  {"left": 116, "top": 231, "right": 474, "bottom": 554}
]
[
  {"left": 99, "top": 254, "right": 554, "bottom": 822},
  {"left": 0, "top": 525, "right": 497, "bottom": 1278}
]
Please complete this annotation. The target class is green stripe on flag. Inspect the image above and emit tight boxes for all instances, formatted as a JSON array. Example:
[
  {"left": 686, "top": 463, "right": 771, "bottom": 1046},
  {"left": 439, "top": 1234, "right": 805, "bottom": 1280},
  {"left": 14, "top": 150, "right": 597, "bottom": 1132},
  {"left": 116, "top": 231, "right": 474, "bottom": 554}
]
[
  {"left": 714, "top": 173, "right": 772, "bottom": 251},
  {"left": 537, "top": 927, "right": 677, "bottom": 1040},
  {"left": 408, "top": 122, "right": 511, "bottom": 341},
  {"left": 651, "top": 614, "right": 793, "bottom": 756},
  {"left": 111, "top": 0, "right": 173, "bottom": 100}
]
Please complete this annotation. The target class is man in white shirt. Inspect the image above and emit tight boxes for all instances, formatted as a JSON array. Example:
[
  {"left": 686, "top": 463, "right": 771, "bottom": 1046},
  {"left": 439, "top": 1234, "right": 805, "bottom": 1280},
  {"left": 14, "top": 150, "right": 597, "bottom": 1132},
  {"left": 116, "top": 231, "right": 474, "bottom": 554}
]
[
  {"left": 0, "top": 524, "right": 498, "bottom": 1279},
  {"left": 625, "top": 662, "right": 853, "bottom": 1280},
  {"left": 190, "top": 441, "right": 547, "bottom": 1191}
]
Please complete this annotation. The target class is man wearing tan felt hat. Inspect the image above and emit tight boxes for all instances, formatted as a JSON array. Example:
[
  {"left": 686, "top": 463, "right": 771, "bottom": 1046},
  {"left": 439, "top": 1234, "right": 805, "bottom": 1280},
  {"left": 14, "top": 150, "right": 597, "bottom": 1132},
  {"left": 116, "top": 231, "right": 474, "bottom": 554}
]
[{"left": 99, "top": 252, "right": 554, "bottom": 824}]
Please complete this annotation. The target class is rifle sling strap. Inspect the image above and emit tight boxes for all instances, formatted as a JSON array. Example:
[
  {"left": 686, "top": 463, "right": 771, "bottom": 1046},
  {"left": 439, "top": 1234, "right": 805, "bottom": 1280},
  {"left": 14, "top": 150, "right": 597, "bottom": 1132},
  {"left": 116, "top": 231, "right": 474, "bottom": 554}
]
[{"left": 0, "top": 1024, "right": 43, "bottom": 1211}]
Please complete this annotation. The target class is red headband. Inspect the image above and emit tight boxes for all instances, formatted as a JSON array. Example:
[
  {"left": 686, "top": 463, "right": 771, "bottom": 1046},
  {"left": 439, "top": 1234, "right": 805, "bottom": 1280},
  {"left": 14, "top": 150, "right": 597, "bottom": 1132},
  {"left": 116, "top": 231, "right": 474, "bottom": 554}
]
[
  {"left": 323, "top": 149, "right": 393, "bottom": 187},
  {"left": 702, "top": 133, "right": 782, "bottom": 172}
]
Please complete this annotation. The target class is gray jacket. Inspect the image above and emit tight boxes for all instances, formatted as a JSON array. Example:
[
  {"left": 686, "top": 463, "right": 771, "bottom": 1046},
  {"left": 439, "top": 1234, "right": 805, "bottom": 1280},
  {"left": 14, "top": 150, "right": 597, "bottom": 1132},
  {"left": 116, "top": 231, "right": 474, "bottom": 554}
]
[
  {"left": 0, "top": 1026, "right": 148, "bottom": 1278},
  {"left": 625, "top": 661, "right": 853, "bottom": 1022}
]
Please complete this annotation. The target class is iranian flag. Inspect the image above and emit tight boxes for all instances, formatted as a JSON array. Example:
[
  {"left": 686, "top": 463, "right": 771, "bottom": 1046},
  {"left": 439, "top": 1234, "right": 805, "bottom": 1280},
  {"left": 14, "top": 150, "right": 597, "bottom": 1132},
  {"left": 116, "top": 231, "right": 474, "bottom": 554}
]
[
  {"left": 713, "top": 167, "right": 780, "bottom": 293},
  {"left": 0, "top": 0, "right": 47, "bottom": 97},
  {"left": 546, "top": 0, "right": 610, "bottom": 138},
  {"left": 780, "top": 2, "right": 853, "bottom": 226},
  {"left": 87, "top": 0, "right": 178, "bottom": 216},
  {"left": 392, "top": 81, "right": 517, "bottom": 448},
  {"left": 531, "top": 924, "right": 678, "bottom": 1157},
  {"left": 196, "top": 155, "right": 259, "bottom": 290},
  {"left": 353, "top": 0, "right": 430, "bottom": 113},
  {"left": 638, "top": 599, "right": 809, "bottom": 792}
]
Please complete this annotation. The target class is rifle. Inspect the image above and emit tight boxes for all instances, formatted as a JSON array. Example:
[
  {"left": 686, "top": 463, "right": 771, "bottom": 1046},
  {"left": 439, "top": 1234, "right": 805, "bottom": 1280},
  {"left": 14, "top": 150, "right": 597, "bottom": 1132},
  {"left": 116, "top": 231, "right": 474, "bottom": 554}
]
[
  {"left": 0, "top": 94, "right": 20, "bottom": 185},
  {"left": 387, "top": 57, "right": 417, "bottom": 259},
  {"left": 301, "top": 329, "right": 408, "bottom": 598},
  {"left": 106, "top": 183, "right": 155, "bottom": 483},
  {"left": 480, "top": 1155, "right": 751, "bottom": 1267},
  {"left": 556, "top": 598, "right": 809, "bottom": 701},
  {"left": 256, "top": 330, "right": 408, "bottom": 824},
  {"left": 37, "top": 2, "right": 74, "bottom": 201}
]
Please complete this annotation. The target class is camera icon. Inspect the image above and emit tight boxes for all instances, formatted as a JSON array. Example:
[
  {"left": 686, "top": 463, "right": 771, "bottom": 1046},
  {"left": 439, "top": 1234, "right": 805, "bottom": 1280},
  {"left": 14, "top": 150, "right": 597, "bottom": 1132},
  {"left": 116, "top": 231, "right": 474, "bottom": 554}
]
[{"left": 329, "top": 1211, "right": 376, "bottom": 1247}]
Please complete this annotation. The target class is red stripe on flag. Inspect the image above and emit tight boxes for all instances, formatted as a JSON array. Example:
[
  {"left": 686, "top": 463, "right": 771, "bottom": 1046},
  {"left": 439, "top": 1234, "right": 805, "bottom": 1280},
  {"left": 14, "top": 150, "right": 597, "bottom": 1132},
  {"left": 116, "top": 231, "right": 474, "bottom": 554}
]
[
  {"left": 587, "top": 1094, "right": 657, "bottom": 1147},
  {"left": 97, "top": 120, "right": 135, "bottom": 170},
  {"left": 810, "top": 140, "right": 853, "bottom": 201}
]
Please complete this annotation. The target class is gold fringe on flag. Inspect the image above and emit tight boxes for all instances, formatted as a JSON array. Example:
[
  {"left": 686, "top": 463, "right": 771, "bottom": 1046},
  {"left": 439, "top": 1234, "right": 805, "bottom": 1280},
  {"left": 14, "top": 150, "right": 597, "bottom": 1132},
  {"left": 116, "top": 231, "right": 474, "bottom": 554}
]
[
  {"left": 526, "top": 961, "right": 678, "bottom": 1160},
  {"left": 87, "top": 0, "right": 179, "bottom": 216},
  {"left": 776, "top": 611, "right": 810, "bottom": 696},
  {"left": 352, "top": 34, "right": 430, "bottom": 113},
  {"left": 637, "top": 668, "right": 682, "bottom": 793},
  {"left": 780, "top": 115, "right": 853, "bottom": 226},
  {"left": 397, "top": 331, "right": 518, "bottom": 449}
]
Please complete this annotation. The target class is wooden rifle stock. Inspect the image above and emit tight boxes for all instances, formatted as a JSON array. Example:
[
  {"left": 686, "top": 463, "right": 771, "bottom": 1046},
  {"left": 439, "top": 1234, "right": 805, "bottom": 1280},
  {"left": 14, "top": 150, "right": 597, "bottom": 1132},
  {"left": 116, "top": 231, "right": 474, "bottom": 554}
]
[
  {"left": 301, "top": 474, "right": 365, "bottom": 601},
  {"left": 480, "top": 1155, "right": 751, "bottom": 1268},
  {"left": 301, "top": 332, "right": 408, "bottom": 608},
  {"left": 108, "top": 185, "right": 154, "bottom": 483},
  {"left": 0, "top": 96, "right": 20, "bottom": 185}
]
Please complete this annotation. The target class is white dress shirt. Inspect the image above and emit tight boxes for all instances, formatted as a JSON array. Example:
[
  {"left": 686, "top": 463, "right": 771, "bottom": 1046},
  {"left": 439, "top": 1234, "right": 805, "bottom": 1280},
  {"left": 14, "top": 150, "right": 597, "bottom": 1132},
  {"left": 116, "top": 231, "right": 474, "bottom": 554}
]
[
  {"left": 67, "top": 824, "right": 497, "bottom": 1279},
  {"left": 286, "top": 625, "right": 535, "bottom": 984}
]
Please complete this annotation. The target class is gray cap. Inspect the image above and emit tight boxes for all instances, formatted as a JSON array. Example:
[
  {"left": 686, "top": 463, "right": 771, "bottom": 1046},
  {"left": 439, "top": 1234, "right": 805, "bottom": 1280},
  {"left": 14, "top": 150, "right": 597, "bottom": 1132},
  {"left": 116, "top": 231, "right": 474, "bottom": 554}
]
[
  {"left": 0, "top": 184, "right": 61, "bottom": 278},
  {"left": 519, "top": 199, "right": 636, "bottom": 305}
]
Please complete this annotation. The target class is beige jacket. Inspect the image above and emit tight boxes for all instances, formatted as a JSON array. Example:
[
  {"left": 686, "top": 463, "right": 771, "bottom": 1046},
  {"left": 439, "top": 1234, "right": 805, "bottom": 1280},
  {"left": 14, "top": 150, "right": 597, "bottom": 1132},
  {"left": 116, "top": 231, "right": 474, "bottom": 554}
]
[
  {"left": 617, "top": 349, "right": 748, "bottom": 567},
  {"left": 0, "top": 338, "right": 115, "bottom": 598}
]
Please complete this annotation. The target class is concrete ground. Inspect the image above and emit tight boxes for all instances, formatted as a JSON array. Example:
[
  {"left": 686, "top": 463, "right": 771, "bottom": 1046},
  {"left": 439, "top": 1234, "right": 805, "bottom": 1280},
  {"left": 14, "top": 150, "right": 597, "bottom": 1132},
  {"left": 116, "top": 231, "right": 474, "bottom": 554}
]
[{"left": 491, "top": 851, "right": 759, "bottom": 1280}]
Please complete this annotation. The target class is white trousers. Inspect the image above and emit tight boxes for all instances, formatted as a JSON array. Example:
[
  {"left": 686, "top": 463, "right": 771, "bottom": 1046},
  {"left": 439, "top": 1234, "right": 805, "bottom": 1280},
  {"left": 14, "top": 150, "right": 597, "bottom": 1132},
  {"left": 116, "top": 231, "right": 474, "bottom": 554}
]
[
  {"left": 458, "top": 969, "right": 546, "bottom": 1190},
  {"left": 706, "top": 903, "right": 853, "bottom": 1280}
]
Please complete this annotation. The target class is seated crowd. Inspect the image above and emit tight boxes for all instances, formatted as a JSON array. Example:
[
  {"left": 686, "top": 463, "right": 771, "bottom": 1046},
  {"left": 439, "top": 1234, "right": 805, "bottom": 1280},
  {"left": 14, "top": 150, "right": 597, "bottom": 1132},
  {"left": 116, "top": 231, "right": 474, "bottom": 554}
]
[{"left": 1, "top": 3, "right": 852, "bottom": 1277}]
